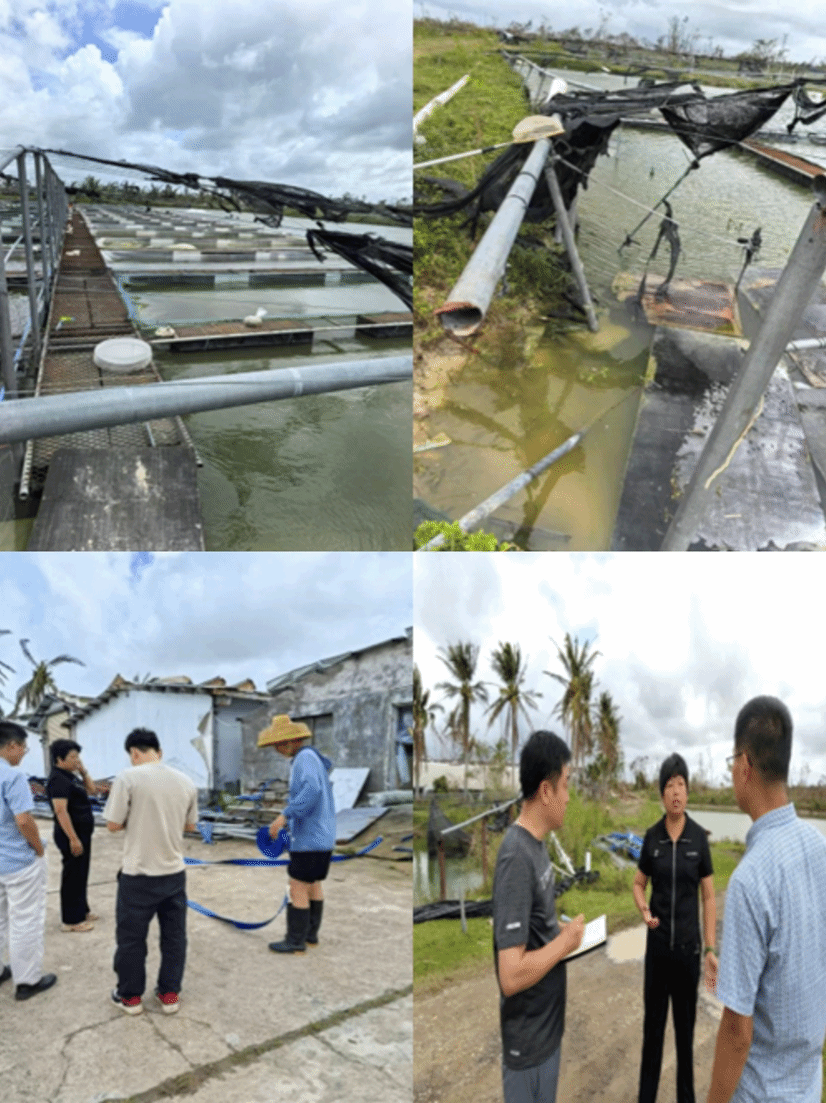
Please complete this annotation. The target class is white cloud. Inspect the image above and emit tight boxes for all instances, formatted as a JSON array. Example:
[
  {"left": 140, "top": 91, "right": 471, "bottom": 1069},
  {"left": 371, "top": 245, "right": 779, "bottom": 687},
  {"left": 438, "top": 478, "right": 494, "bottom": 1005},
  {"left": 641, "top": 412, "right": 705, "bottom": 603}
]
[
  {"left": 414, "top": 553, "right": 826, "bottom": 785},
  {"left": 0, "top": 0, "right": 411, "bottom": 200}
]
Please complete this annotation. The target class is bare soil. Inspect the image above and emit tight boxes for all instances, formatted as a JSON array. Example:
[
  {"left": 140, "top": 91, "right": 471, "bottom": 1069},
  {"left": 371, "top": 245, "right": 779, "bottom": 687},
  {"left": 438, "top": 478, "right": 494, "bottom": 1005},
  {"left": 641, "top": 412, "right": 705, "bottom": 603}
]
[{"left": 414, "top": 890, "right": 727, "bottom": 1103}]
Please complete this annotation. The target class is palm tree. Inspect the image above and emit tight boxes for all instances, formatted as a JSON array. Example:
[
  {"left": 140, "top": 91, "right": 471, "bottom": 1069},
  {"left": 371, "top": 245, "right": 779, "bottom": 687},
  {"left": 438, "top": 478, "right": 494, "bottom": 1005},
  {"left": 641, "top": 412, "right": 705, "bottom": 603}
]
[
  {"left": 11, "top": 639, "right": 85, "bottom": 718},
  {"left": 485, "top": 642, "right": 541, "bottom": 787},
  {"left": 436, "top": 642, "right": 488, "bottom": 796},
  {"left": 594, "top": 690, "right": 623, "bottom": 782},
  {"left": 412, "top": 664, "right": 442, "bottom": 797},
  {"left": 545, "top": 633, "right": 600, "bottom": 779}
]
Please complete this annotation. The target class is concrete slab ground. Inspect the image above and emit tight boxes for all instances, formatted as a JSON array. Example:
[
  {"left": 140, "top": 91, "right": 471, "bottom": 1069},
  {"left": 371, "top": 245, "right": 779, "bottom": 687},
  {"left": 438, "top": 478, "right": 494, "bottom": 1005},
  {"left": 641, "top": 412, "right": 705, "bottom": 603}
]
[{"left": 1, "top": 811, "right": 412, "bottom": 1103}]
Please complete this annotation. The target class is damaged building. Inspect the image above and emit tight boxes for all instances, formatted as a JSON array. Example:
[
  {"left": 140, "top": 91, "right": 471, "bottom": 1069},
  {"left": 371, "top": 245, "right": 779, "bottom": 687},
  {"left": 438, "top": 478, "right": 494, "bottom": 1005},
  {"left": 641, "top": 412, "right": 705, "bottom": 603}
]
[{"left": 242, "top": 629, "right": 413, "bottom": 797}]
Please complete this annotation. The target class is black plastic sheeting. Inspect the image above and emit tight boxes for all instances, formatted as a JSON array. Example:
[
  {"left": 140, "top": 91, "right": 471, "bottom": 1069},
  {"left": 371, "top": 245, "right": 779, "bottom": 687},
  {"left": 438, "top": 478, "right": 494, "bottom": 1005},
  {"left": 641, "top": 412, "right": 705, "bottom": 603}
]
[{"left": 414, "top": 868, "right": 599, "bottom": 923}]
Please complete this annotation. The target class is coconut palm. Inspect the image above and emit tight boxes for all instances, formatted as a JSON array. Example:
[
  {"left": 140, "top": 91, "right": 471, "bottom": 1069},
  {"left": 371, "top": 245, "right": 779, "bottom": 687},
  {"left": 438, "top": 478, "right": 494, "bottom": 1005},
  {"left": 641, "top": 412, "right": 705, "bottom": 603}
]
[
  {"left": 11, "top": 639, "right": 85, "bottom": 718},
  {"left": 595, "top": 690, "right": 623, "bottom": 781},
  {"left": 436, "top": 642, "right": 488, "bottom": 796},
  {"left": 545, "top": 633, "right": 600, "bottom": 779},
  {"left": 412, "top": 664, "right": 442, "bottom": 797},
  {"left": 485, "top": 642, "right": 541, "bottom": 787}
]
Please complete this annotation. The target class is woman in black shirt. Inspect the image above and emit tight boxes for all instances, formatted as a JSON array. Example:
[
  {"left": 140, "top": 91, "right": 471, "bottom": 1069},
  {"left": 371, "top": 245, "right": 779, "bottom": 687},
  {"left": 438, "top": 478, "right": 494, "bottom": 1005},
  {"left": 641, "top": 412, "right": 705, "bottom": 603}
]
[
  {"left": 46, "top": 739, "right": 98, "bottom": 932},
  {"left": 632, "top": 753, "right": 717, "bottom": 1103}
]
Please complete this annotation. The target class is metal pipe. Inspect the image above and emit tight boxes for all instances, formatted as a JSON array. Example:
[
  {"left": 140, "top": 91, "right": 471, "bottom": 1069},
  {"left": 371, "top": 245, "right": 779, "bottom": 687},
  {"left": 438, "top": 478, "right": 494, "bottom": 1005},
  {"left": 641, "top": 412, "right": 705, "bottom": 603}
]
[
  {"left": 437, "top": 137, "right": 553, "bottom": 337},
  {"left": 662, "top": 185, "right": 826, "bottom": 550},
  {"left": 544, "top": 158, "right": 599, "bottom": 332},
  {"left": 34, "top": 153, "right": 51, "bottom": 295},
  {"left": 0, "top": 230, "right": 16, "bottom": 397},
  {"left": 16, "top": 152, "right": 41, "bottom": 368},
  {"left": 413, "top": 74, "right": 469, "bottom": 134},
  {"left": 0, "top": 355, "right": 412, "bottom": 444}
]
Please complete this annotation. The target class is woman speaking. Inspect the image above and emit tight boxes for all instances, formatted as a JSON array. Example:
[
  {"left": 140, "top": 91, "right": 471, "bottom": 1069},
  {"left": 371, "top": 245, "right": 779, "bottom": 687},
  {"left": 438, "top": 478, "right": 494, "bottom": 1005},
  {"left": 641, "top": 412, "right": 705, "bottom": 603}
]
[{"left": 633, "top": 753, "right": 717, "bottom": 1103}]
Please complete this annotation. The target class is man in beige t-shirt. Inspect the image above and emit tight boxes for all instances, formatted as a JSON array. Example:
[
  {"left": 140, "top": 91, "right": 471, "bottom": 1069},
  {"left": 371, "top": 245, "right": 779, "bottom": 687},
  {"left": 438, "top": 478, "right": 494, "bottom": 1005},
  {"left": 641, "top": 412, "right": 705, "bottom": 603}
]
[{"left": 103, "top": 728, "right": 197, "bottom": 1016}]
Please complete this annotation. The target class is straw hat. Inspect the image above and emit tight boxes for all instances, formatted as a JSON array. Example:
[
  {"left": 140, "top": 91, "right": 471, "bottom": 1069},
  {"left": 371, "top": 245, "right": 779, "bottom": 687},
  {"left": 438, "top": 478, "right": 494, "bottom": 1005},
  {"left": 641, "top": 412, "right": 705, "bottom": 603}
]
[{"left": 257, "top": 714, "right": 312, "bottom": 748}]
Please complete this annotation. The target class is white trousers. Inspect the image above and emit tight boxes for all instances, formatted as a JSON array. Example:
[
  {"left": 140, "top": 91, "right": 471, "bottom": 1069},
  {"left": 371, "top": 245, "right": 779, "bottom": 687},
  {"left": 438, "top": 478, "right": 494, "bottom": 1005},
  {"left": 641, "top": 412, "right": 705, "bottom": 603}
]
[{"left": 0, "top": 854, "right": 47, "bottom": 986}]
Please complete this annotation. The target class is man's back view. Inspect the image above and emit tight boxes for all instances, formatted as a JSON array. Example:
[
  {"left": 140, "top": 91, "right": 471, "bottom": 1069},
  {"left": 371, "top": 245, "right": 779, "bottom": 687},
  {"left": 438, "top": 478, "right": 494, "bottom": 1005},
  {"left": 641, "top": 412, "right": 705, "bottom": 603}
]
[{"left": 104, "top": 728, "right": 197, "bottom": 1016}]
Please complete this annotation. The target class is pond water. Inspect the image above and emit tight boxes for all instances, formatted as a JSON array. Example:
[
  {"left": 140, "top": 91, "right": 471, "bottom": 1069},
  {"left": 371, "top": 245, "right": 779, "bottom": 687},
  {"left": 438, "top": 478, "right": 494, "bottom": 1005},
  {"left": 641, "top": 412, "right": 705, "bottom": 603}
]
[
  {"left": 690, "top": 807, "right": 826, "bottom": 842},
  {"left": 415, "top": 68, "right": 826, "bottom": 549},
  {"left": 414, "top": 848, "right": 484, "bottom": 906}
]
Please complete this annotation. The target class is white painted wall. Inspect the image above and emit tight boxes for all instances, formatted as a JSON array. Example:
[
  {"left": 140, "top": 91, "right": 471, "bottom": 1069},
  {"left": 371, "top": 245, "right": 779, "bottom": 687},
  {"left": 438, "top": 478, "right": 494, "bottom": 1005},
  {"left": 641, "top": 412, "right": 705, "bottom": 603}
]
[
  {"left": 72, "top": 690, "right": 215, "bottom": 788},
  {"left": 419, "top": 760, "right": 519, "bottom": 793}
]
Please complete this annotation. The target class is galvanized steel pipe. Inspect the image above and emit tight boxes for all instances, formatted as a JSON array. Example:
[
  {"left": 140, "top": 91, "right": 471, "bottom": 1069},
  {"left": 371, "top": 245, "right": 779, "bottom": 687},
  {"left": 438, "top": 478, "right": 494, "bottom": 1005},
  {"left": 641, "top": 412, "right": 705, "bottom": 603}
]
[
  {"left": 0, "top": 356, "right": 411, "bottom": 445},
  {"left": 662, "top": 184, "right": 826, "bottom": 551},
  {"left": 437, "top": 137, "right": 553, "bottom": 337}
]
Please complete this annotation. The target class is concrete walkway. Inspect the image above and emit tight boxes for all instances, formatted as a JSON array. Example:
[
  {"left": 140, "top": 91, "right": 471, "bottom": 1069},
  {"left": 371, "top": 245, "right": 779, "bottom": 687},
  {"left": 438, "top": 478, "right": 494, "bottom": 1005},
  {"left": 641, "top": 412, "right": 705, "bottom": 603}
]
[{"left": 1, "top": 819, "right": 412, "bottom": 1103}]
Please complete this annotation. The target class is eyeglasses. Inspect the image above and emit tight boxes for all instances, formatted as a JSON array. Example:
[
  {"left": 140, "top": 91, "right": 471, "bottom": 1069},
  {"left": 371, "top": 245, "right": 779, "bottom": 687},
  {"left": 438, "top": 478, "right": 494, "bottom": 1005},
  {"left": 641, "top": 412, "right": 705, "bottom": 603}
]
[{"left": 726, "top": 751, "right": 746, "bottom": 771}]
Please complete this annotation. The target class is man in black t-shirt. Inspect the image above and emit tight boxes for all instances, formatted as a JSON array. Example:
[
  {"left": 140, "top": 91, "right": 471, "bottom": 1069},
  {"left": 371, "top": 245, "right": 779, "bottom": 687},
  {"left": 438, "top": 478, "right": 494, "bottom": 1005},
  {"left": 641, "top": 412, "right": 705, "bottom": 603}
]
[{"left": 492, "top": 731, "right": 585, "bottom": 1103}]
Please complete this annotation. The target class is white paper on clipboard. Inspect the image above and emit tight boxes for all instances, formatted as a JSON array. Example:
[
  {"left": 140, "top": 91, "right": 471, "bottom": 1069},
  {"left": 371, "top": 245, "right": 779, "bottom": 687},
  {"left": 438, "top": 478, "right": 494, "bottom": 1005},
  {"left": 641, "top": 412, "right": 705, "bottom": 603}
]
[{"left": 563, "top": 914, "right": 607, "bottom": 960}]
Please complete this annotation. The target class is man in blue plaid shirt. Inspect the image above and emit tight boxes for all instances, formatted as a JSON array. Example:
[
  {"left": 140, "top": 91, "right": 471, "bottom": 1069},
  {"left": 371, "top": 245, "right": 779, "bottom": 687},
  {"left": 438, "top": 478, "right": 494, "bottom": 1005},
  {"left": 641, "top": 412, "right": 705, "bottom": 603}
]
[{"left": 707, "top": 696, "right": 826, "bottom": 1103}]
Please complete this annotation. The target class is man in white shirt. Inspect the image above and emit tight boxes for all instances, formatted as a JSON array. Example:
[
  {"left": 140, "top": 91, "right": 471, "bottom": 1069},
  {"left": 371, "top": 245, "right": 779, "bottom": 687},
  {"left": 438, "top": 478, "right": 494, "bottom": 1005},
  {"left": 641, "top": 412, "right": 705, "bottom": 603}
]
[{"left": 104, "top": 728, "right": 197, "bottom": 1016}]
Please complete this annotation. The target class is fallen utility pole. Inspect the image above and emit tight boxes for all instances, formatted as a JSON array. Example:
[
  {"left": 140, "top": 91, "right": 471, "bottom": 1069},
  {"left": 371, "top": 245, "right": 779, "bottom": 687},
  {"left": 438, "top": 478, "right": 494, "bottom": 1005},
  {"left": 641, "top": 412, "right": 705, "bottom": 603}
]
[
  {"left": 436, "top": 135, "right": 555, "bottom": 337},
  {"left": 661, "top": 181, "right": 826, "bottom": 550},
  {"left": 0, "top": 356, "right": 411, "bottom": 445}
]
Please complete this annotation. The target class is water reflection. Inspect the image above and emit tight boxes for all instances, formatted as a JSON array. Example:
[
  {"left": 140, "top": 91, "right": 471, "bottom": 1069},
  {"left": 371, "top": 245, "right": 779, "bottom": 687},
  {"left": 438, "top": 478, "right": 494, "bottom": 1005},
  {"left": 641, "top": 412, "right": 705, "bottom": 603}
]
[{"left": 413, "top": 849, "right": 484, "bottom": 906}]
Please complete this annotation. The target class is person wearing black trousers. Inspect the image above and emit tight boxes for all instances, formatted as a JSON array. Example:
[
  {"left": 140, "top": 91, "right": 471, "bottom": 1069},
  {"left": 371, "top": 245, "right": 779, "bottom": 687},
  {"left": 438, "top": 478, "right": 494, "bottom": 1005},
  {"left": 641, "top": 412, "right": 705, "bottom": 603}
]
[
  {"left": 45, "top": 740, "right": 98, "bottom": 933},
  {"left": 633, "top": 754, "right": 718, "bottom": 1103}
]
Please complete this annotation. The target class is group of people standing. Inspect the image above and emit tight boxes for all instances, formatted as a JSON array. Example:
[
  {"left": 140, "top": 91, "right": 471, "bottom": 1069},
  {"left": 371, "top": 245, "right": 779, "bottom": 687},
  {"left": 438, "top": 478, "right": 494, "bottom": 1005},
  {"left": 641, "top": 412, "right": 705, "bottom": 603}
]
[
  {"left": 0, "top": 714, "right": 336, "bottom": 1012},
  {"left": 492, "top": 695, "right": 826, "bottom": 1103}
]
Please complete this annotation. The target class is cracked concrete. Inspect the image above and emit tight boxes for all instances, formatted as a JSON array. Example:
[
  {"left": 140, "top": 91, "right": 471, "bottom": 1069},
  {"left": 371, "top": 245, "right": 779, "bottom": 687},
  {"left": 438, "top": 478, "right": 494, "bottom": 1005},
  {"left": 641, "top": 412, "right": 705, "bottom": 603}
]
[{"left": 1, "top": 812, "right": 412, "bottom": 1102}]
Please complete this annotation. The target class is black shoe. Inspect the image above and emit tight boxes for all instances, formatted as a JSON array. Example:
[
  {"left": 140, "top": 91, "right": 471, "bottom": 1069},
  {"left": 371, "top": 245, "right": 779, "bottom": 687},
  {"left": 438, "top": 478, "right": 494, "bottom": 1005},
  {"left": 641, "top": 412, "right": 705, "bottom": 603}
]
[
  {"left": 0, "top": 964, "right": 11, "bottom": 986},
  {"left": 307, "top": 900, "right": 324, "bottom": 946},
  {"left": 268, "top": 904, "right": 310, "bottom": 954},
  {"left": 15, "top": 974, "right": 57, "bottom": 1001}
]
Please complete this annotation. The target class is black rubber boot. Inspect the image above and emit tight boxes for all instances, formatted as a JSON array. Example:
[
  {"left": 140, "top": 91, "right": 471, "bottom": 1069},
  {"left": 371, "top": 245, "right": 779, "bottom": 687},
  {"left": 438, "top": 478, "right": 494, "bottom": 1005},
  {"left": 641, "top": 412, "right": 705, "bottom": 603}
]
[
  {"left": 307, "top": 900, "right": 324, "bottom": 946},
  {"left": 268, "top": 905, "right": 309, "bottom": 954}
]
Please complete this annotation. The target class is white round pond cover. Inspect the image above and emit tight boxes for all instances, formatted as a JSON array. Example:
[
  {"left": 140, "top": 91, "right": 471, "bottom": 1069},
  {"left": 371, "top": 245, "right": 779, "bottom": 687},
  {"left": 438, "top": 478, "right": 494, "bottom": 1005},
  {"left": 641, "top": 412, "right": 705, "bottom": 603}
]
[{"left": 93, "top": 337, "right": 153, "bottom": 374}]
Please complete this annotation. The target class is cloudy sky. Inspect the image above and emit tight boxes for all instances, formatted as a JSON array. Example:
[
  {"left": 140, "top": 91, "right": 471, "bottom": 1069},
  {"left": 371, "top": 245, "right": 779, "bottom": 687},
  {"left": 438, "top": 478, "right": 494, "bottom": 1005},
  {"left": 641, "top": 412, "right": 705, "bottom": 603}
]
[
  {"left": 418, "top": 1, "right": 825, "bottom": 66},
  {"left": 0, "top": 551, "right": 411, "bottom": 712},
  {"left": 0, "top": 0, "right": 411, "bottom": 201},
  {"left": 414, "top": 553, "right": 826, "bottom": 788}
]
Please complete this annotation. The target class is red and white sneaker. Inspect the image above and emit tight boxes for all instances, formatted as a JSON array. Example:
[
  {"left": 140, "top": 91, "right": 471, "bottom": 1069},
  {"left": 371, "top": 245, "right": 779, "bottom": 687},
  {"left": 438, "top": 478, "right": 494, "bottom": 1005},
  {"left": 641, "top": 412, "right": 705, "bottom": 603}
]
[
  {"left": 155, "top": 989, "right": 179, "bottom": 1014},
  {"left": 111, "top": 989, "right": 143, "bottom": 1015}
]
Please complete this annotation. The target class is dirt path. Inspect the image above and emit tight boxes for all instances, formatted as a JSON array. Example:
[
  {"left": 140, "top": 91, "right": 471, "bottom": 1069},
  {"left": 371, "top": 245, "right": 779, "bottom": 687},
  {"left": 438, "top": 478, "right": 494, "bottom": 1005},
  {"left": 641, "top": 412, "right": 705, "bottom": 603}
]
[{"left": 414, "top": 892, "right": 727, "bottom": 1103}]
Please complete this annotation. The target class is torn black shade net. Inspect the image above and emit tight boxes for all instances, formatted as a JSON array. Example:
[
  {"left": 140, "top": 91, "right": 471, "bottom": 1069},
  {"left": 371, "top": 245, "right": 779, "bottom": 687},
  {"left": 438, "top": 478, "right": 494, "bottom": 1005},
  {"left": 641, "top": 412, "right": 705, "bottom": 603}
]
[
  {"left": 416, "top": 81, "right": 797, "bottom": 225},
  {"left": 789, "top": 84, "right": 826, "bottom": 131},
  {"left": 306, "top": 229, "right": 412, "bottom": 309},
  {"left": 659, "top": 84, "right": 794, "bottom": 159},
  {"left": 41, "top": 148, "right": 411, "bottom": 226}
]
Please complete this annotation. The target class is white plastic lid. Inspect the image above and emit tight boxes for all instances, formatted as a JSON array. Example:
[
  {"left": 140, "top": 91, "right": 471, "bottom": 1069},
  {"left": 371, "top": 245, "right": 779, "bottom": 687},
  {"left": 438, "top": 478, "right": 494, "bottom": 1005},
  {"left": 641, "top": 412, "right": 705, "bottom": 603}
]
[{"left": 93, "top": 337, "right": 153, "bottom": 374}]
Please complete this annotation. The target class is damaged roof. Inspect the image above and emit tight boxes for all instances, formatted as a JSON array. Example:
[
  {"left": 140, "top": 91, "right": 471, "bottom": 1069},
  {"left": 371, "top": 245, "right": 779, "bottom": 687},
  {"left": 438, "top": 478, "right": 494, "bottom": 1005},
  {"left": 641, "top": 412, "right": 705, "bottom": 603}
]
[
  {"left": 71, "top": 674, "right": 271, "bottom": 722},
  {"left": 266, "top": 628, "right": 412, "bottom": 694}
]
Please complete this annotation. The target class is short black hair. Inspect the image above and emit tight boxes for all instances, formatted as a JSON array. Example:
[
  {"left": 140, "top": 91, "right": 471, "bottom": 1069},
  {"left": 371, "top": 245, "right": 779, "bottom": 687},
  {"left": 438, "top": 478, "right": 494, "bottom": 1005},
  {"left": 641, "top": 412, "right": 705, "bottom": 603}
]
[
  {"left": 0, "top": 720, "right": 27, "bottom": 750},
  {"left": 520, "top": 730, "right": 571, "bottom": 800},
  {"left": 659, "top": 753, "right": 689, "bottom": 797},
  {"left": 124, "top": 728, "right": 160, "bottom": 754},
  {"left": 51, "top": 739, "right": 82, "bottom": 766},
  {"left": 734, "top": 696, "right": 792, "bottom": 783}
]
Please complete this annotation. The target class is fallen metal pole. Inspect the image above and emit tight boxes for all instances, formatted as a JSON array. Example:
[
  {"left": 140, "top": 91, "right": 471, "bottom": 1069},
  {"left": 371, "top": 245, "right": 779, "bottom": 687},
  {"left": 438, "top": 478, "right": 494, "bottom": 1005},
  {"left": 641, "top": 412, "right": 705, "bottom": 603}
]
[
  {"left": 437, "top": 137, "right": 553, "bottom": 336},
  {"left": 413, "top": 74, "right": 470, "bottom": 134},
  {"left": 662, "top": 184, "right": 826, "bottom": 551},
  {"left": 544, "top": 158, "right": 599, "bottom": 332},
  {"left": 0, "top": 356, "right": 411, "bottom": 445},
  {"left": 420, "top": 391, "right": 637, "bottom": 549}
]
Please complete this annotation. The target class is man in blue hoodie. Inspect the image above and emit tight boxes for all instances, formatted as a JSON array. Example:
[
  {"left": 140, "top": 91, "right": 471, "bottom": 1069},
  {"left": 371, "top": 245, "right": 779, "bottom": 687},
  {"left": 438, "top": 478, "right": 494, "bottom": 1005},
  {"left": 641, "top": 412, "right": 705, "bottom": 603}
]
[{"left": 260, "top": 716, "right": 336, "bottom": 954}]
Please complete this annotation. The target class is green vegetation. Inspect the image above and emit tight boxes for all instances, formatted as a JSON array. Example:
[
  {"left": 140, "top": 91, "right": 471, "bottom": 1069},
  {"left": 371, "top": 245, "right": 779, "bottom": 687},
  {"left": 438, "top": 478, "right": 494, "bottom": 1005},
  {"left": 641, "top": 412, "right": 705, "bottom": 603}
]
[
  {"left": 413, "top": 521, "right": 513, "bottom": 550},
  {"left": 414, "top": 19, "right": 574, "bottom": 344}
]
